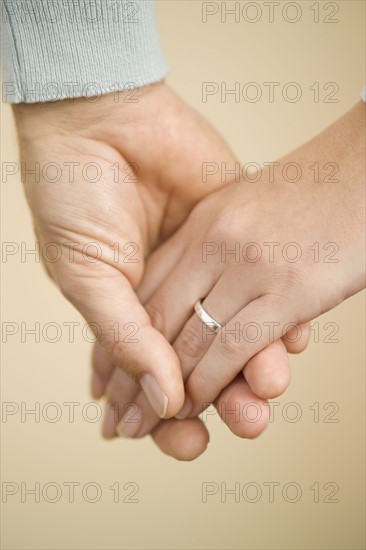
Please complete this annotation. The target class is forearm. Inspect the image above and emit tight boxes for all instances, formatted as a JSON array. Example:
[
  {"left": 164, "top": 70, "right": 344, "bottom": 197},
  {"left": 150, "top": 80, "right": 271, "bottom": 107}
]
[
  {"left": 275, "top": 101, "right": 365, "bottom": 299},
  {"left": 331, "top": 101, "right": 366, "bottom": 296}
]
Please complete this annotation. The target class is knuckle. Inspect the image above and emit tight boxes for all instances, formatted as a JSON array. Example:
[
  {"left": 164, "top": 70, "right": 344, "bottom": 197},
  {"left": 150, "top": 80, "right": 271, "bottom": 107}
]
[
  {"left": 280, "top": 263, "right": 303, "bottom": 289},
  {"left": 270, "top": 263, "right": 303, "bottom": 296},
  {"left": 219, "top": 335, "right": 244, "bottom": 361},
  {"left": 175, "top": 323, "right": 205, "bottom": 363},
  {"left": 190, "top": 192, "right": 218, "bottom": 222},
  {"left": 106, "top": 340, "right": 140, "bottom": 386},
  {"left": 206, "top": 208, "right": 240, "bottom": 243}
]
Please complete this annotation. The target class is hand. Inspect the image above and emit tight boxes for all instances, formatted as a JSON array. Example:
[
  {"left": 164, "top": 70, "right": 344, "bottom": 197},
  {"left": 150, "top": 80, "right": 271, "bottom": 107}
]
[
  {"left": 17, "top": 80, "right": 306, "bottom": 460},
  {"left": 91, "top": 324, "right": 310, "bottom": 459},
  {"left": 140, "top": 101, "right": 365, "bottom": 420},
  {"left": 92, "top": 211, "right": 310, "bottom": 452},
  {"left": 13, "top": 81, "right": 238, "bottom": 420}
]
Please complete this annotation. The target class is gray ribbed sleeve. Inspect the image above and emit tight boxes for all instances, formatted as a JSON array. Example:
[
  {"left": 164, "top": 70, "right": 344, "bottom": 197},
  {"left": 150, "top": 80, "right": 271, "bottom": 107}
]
[{"left": 1, "top": 0, "right": 169, "bottom": 103}]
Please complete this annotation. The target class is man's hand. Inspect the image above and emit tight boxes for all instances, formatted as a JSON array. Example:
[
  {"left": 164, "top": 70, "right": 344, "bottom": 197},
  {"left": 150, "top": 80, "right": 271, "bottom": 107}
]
[{"left": 13, "top": 81, "right": 237, "bottom": 420}]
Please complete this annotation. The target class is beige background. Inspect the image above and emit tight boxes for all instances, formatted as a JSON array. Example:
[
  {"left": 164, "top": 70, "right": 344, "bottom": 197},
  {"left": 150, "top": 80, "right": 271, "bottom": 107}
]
[{"left": 1, "top": 1, "right": 365, "bottom": 549}]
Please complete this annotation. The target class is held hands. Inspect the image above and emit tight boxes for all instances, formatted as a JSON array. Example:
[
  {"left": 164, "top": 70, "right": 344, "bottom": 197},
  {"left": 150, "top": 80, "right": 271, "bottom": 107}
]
[
  {"left": 16, "top": 81, "right": 295, "bottom": 458},
  {"left": 15, "top": 80, "right": 305, "bottom": 459},
  {"left": 15, "top": 80, "right": 364, "bottom": 460},
  {"left": 93, "top": 101, "right": 365, "bottom": 456}
]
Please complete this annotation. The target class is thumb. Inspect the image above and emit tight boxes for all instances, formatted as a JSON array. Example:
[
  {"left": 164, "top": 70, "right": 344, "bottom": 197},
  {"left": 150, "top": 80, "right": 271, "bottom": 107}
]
[{"left": 60, "top": 266, "right": 185, "bottom": 419}]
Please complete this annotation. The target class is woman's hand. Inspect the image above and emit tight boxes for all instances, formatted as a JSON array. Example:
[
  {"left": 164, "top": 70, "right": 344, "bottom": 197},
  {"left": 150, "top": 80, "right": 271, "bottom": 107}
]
[{"left": 140, "top": 101, "right": 365, "bottom": 420}]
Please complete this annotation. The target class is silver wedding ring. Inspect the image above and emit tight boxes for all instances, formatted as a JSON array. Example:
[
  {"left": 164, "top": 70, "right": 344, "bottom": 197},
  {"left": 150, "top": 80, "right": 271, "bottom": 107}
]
[{"left": 194, "top": 300, "right": 222, "bottom": 333}]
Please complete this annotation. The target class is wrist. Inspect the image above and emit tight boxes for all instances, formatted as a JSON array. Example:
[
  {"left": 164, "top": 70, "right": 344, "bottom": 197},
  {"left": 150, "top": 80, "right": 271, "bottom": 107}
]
[{"left": 12, "top": 81, "right": 166, "bottom": 141}]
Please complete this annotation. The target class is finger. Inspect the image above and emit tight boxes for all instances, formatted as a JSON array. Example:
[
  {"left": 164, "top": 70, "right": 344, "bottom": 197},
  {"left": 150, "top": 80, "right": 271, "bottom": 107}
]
[
  {"left": 214, "top": 376, "right": 270, "bottom": 439},
  {"left": 173, "top": 313, "right": 216, "bottom": 380},
  {"left": 184, "top": 296, "right": 291, "bottom": 417},
  {"left": 102, "top": 369, "right": 211, "bottom": 461},
  {"left": 91, "top": 343, "right": 115, "bottom": 399},
  {"left": 283, "top": 322, "right": 310, "bottom": 354},
  {"left": 172, "top": 270, "right": 263, "bottom": 378},
  {"left": 243, "top": 339, "right": 291, "bottom": 399},
  {"left": 113, "top": 329, "right": 292, "bottom": 437},
  {"left": 172, "top": 289, "right": 291, "bottom": 408},
  {"left": 144, "top": 255, "right": 220, "bottom": 343},
  {"left": 64, "top": 266, "right": 184, "bottom": 418},
  {"left": 110, "top": 338, "right": 285, "bottom": 445},
  {"left": 118, "top": 365, "right": 274, "bottom": 445},
  {"left": 130, "top": 338, "right": 289, "bottom": 433},
  {"left": 102, "top": 368, "right": 140, "bottom": 439},
  {"left": 116, "top": 389, "right": 160, "bottom": 439},
  {"left": 137, "top": 226, "right": 186, "bottom": 304},
  {"left": 151, "top": 418, "right": 210, "bottom": 461},
  {"left": 92, "top": 349, "right": 160, "bottom": 440},
  {"left": 174, "top": 324, "right": 290, "bottom": 417},
  {"left": 170, "top": 271, "right": 266, "bottom": 417},
  {"left": 173, "top": 266, "right": 266, "bottom": 377}
]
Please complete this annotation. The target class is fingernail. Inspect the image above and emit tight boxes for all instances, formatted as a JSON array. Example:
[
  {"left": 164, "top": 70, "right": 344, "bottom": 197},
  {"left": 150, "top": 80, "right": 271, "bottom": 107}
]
[
  {"left": 117, "top": 405, "right": 142, "bottom": 438},
  {"left": 102, "top": 403, "right": 119, "bottom": 439},
  {"left": 175, "top": 396, "right": 192, "bottom": 420},
  {"left": 140, "top": 374, "right": 168, "bottom": 418}
]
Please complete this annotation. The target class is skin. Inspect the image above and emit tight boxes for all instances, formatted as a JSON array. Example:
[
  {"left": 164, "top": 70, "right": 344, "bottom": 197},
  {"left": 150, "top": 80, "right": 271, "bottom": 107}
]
[
  {"left": 141, "top": 100, "right": 365, "bottom": 420},
  {"left": 13, "top": 81, "right": 237, "bottom": 420},
  {"left": 92, "top": 320, "right": 310, "bottom": 459},
  {"left": 95, "top": 102, "right": 365, "bottom": 446},
  {"left": 13, "top": 81, "right": 309, "bottom": 460},
  {"left": 97, "top": 100, "right": 365, "bottom": 447}
]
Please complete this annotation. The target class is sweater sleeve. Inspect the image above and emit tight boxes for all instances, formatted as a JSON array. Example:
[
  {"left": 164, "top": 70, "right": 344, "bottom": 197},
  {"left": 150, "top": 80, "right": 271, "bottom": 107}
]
[{"left": 1, "top": 0, "right": 169, "bottom": 103}]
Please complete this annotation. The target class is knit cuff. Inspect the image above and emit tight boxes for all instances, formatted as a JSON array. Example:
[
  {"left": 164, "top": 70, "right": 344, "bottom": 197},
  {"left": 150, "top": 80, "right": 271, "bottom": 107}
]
[{"left": 1, "top": 0, "right": 169, "bottom": 103}]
